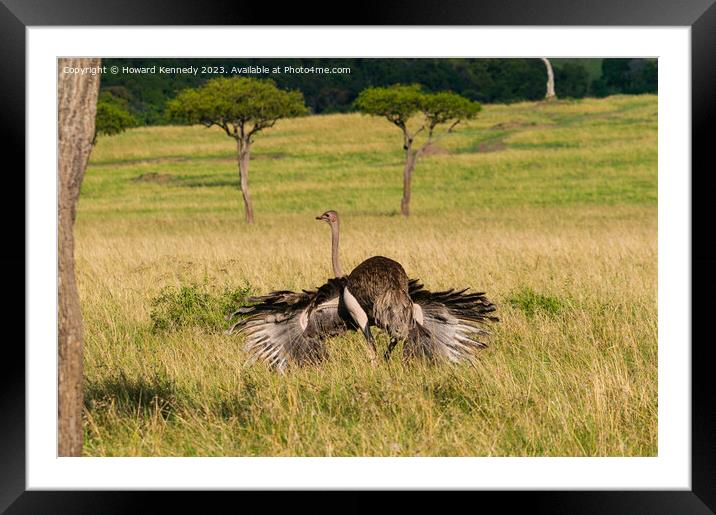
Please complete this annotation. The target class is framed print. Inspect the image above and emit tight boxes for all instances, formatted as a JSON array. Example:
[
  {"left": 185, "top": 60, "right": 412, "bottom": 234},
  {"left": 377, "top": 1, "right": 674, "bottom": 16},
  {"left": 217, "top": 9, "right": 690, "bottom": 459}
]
[{"left": 5, "top": 0, "right": 716, "bottom": 512}]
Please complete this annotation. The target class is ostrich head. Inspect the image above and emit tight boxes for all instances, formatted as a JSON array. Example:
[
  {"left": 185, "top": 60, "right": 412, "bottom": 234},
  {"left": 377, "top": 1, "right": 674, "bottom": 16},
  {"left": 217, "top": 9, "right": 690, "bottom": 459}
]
[{"left": 316, "top": 210, "right": 339, "bottom": 226}]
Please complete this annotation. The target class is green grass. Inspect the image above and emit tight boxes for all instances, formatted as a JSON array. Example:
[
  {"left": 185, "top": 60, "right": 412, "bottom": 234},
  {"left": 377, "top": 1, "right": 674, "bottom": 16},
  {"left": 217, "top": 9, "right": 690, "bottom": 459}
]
[
  {"left": 82, "top": 95, "right": 656, "bottom": 217},
  {"left": 78, "top": 94, "right": 657, "bottom": 456}
]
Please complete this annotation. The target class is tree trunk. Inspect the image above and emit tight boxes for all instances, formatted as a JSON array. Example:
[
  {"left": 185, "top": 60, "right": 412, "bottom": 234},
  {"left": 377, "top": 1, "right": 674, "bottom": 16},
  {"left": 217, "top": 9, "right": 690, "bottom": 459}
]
[
  {"left": 401, "top": 145, "right": 417, "bottom": 217},
  {"left": 237, "top": 138, "right": 254, "bottom": 224},
  {"left": 541, "top": 58, "right": 557, "bottom": 101},
  {"left": 58, "top": 58, "right": 101, "bottom": 456}
]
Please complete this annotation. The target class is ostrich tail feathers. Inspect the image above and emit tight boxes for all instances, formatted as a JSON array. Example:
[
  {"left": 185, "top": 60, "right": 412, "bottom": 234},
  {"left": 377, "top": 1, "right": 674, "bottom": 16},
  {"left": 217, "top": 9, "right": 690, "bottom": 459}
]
[
  {"left": 405, "top": 280, "right": 498, "bottom": 363},
  {"left": 226, "top": 278, "right": 349, "bottom": 371}
]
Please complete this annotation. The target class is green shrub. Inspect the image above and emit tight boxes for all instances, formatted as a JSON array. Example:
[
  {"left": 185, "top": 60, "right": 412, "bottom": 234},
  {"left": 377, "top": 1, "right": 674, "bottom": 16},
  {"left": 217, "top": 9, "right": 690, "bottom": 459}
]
[
  {"left": 507, "top": 287, "right": 565, "bottom": 318},
  {"left": 150, "top": 282, "right": 252, "bottom": 333}
]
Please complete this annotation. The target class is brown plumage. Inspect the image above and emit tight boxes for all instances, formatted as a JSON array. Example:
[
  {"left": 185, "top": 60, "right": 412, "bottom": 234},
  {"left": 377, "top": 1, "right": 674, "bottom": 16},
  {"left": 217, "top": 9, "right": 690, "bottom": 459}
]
[
  {"left": 228, "top": 210, "right": 498, "bottom": 371},
  {"left": 347, "top": 256, "right": 413, "bottom": 342}
]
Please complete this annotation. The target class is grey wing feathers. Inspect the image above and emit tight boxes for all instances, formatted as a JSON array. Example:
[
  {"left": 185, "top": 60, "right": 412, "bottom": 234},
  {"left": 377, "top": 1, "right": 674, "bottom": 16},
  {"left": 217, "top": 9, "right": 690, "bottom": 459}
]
[
  {"left": 406, "top": 279, "right": 499, "bottom": 363},
  {"left": 227, "top": 278, "right": 348, "bottom": 371}
]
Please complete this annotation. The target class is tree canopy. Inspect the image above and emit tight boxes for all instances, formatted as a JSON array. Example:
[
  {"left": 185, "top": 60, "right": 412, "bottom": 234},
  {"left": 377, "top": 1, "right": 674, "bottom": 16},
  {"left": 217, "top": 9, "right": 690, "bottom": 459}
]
[
  {"left": 166, "top": 77, "right": 307, "bottom": 139},
  {"left": 353, "top": 84, "right": 424, "bottom": 128},
  {"left": 421, "top": 91, "right": 481, "bottom": 133},
  {"left": 591, "top": 58, "right": 658, "bottom": 97},
  {"left": 354, "top": 85, "right": 481, "bottom": 134},
  {"left": 555, "top": 63, "right": 590, "bottom": 98},
  {"left": 94, "top": 91, "right": 136, "bottom": 142}
]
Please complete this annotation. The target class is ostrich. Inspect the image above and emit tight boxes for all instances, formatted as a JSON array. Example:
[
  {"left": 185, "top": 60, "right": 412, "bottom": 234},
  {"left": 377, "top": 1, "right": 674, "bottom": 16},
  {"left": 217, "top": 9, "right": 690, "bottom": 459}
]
[
  {"left": 315, "top": 210, "right": 411, "bottom": 362},
  {"left": 227, "top": 211, "right": 498, "bottom": 370},
  {"left": 315, "top": 210, "right": 498, "bottom": 363}
]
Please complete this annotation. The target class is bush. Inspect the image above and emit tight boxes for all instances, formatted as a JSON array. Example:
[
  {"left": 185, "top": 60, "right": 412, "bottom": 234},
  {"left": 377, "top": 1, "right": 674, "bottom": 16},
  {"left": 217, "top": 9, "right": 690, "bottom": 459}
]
[
  {"left": 507, "top": 287, "right": 566, "bottom": 318},
  {"left": 150, "top": 282, "right": 252, "bottom": 334}
]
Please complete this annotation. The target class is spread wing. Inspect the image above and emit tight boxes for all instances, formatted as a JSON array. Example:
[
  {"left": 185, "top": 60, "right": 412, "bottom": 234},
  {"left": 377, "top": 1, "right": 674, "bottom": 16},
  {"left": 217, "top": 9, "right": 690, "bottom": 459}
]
[
  {"left": 226, "top": 278, "right": 349, "bottom": 371},
  {"left": 405, "top": 279, "right": 499, "bottom": 363}
]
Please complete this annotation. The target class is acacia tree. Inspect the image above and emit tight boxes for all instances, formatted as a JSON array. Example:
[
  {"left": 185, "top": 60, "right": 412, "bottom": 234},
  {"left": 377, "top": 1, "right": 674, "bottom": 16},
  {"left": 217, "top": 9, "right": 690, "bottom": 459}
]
[
  {"left": 354, "top": 85, "right": 480, "bottom": 216},
  {"left": 168, "top": 77, "right": 307, "bottom": 223},
  {"left": 58, "top": 57, "right": 101, "bottom": 456}
]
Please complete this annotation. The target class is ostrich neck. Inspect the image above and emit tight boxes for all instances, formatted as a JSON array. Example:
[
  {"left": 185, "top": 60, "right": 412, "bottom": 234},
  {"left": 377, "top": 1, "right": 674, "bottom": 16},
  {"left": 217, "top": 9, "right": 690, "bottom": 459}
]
[{"left": 331, "top": 222, "right": 343, "bottom": 277}]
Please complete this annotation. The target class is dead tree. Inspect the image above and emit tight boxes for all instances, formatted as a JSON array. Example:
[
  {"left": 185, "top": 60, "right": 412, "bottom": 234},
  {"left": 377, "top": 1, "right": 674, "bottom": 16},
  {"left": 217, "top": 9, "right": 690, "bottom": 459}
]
[{"left": 541, "top": 58, "right": 557, "bottom": 100}]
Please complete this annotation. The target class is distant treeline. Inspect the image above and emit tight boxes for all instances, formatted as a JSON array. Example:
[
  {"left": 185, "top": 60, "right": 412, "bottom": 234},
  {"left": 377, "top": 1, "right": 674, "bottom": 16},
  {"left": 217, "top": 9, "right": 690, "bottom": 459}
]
[{"left": 101, "top": 58, "right": 657, "bottom": 125}]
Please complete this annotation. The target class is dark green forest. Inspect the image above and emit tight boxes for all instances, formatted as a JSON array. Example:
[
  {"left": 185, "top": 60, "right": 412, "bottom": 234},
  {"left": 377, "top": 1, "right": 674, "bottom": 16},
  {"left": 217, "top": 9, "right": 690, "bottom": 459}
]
[{"left": 101, "top": 58, "right": 657, "bottom": 125}]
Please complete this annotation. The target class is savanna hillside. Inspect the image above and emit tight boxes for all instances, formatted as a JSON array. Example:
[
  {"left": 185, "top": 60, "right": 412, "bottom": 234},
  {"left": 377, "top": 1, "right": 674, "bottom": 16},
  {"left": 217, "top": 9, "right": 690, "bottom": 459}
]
[{"left": 78, "top": 94, "right": 657, "bottom": 456}]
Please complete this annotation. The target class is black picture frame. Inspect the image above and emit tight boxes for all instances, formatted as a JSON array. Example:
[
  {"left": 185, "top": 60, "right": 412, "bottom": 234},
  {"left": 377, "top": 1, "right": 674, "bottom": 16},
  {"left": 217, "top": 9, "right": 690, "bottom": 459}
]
[{"left": 4, "top": 1, "right": 714, "bottom": 512}]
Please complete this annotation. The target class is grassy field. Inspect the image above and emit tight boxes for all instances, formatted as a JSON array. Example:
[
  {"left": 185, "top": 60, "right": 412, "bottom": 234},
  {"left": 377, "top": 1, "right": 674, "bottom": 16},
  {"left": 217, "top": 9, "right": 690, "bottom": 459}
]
[{"left": 77, "top": 94, "right": 657, "bottom": 456}]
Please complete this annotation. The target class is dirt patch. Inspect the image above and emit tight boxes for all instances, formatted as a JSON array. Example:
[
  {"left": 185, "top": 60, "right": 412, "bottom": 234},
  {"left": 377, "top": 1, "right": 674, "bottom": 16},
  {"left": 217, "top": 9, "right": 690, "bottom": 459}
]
[
  {"left": 132, "top": 172, "right": 175, "bottom": 184},
  {"left": 476, "top": 140, "right": 507, "bottom": 153},
  {"left": 533, "top": 99, "right": 577, "bottom": 108},
  {"left": 421, "top": 145, "right": 450, "bottom": 156},
  {"left": 491, "top": 121, "right": 535, "bottom": 130},
  {"left": 490, "top": 121, "right": 553, "bottom": 131},
  {"left": 251, "top": 152, "right": 288, "bottom": 160}
]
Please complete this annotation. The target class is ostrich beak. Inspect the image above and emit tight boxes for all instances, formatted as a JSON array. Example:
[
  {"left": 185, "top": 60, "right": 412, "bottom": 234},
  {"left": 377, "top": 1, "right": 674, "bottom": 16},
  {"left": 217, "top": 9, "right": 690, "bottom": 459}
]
[{"left": 316, "top": 214, "right": 328, "bottom": 222}]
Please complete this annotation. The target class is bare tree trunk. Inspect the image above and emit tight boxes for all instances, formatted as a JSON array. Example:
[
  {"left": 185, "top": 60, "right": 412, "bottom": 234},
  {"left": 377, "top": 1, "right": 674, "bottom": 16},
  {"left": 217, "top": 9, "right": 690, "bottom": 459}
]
[
  {"left": 237, "top": 138, "right": 254, "bottom": 224},
  {"left": 58, "top": 58, "right": 101, "bottom": 456},
  {"left": 401, "top": 145, "right": 417, "bottom": 217},
  {"left": 541, "top": 58, "right": 557, "bottom": 101}
]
